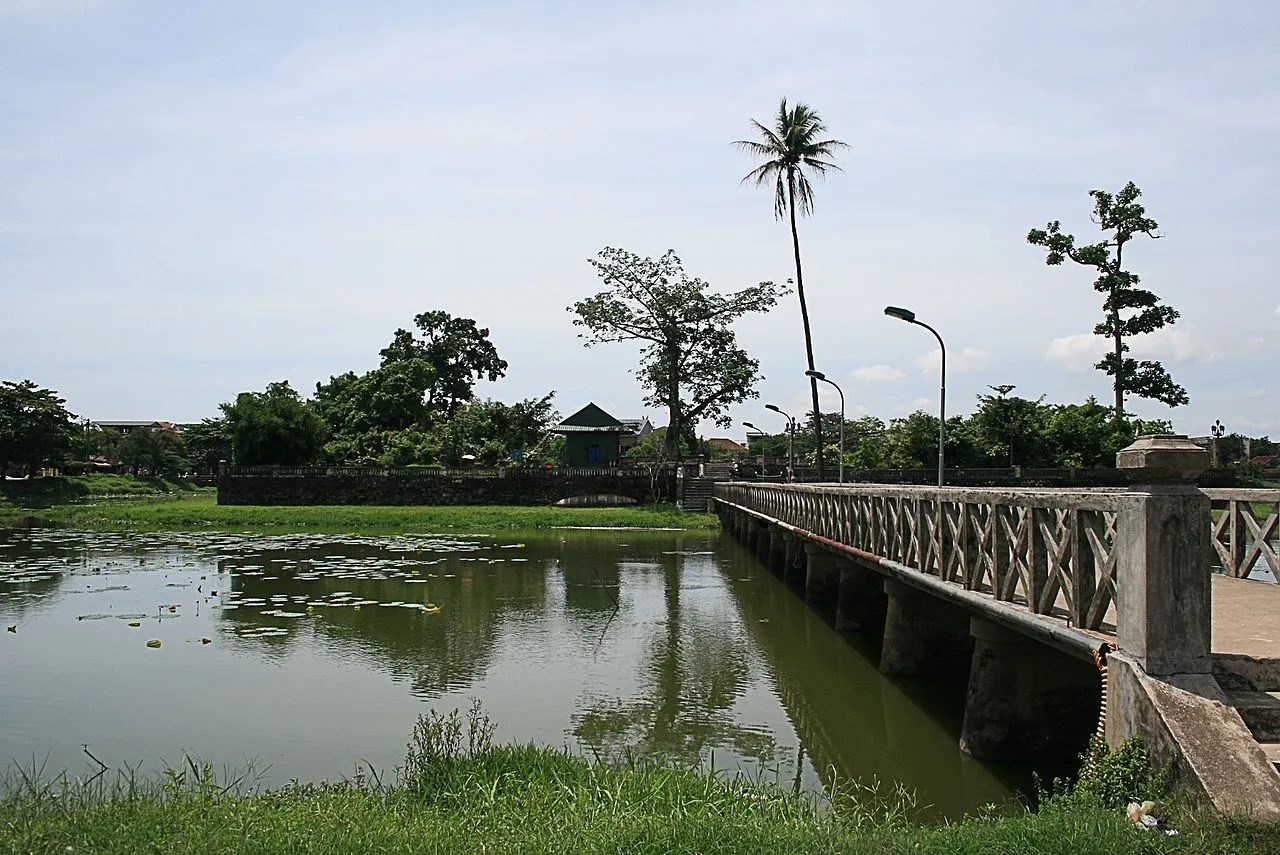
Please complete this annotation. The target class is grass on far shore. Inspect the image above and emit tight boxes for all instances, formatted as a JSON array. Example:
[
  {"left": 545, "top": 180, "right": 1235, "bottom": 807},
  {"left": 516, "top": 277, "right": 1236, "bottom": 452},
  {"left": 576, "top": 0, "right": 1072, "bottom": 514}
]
[
  {"left": 5, "top": 704, "right": 1275, "bottom": 855},
  {"left": 0, "top": 475, "right": 718, "bottom": 532}
]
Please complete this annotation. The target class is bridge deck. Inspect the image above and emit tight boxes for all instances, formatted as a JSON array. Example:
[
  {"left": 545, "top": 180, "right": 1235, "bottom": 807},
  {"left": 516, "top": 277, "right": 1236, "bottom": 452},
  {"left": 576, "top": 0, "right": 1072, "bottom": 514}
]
[{"left": 1214, "top": 575, "right": 1280, "bottom": 662}]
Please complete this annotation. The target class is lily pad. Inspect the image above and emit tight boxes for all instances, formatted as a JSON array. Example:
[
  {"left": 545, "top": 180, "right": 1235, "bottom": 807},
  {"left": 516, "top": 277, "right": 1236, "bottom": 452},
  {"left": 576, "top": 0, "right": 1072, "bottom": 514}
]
[{"left": 146, "top": 639, "right": 162, "bottom": 648}]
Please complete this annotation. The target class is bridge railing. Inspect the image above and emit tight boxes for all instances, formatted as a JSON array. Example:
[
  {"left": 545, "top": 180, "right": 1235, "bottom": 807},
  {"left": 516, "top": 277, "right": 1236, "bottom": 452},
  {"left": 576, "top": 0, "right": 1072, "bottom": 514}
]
[
  {"left": 1204, "top": 488, "right": 1280, "bottom": 580},
  {"left": 716, "top": 482, "right": 1128, "bottom": 632}
]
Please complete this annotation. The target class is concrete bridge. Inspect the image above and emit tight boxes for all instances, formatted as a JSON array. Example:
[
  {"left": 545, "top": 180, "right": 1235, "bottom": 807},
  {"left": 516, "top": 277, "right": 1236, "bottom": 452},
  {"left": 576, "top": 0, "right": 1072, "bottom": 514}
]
[{"left": 713, "top": 434, "right": 1280, "bottom": 818}]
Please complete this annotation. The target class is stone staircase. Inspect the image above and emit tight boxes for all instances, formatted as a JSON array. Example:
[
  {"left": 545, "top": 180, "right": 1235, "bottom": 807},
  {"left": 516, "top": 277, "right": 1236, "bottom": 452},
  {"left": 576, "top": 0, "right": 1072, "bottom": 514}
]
[
  {"left": 1217, "top": 657, "right": 1280, "bottom": 777},
  {"left": 678, "top": 463, "right": 735, "bottom": 512}
]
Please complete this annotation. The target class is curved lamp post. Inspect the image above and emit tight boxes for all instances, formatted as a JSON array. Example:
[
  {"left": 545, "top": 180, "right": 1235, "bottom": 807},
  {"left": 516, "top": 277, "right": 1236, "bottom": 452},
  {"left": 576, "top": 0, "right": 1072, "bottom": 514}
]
[
  {"left": 764, "top": 404, "right": 796, "bottom": 482},
  {"left": 1210, "top": 419, "right": 1226, "bottom": 468},
  {"left": 805, "top": 370, "right": 844, "bottom": 484},
  {"left": 884, "top": 305, "right": 946, "bottom": 487}
]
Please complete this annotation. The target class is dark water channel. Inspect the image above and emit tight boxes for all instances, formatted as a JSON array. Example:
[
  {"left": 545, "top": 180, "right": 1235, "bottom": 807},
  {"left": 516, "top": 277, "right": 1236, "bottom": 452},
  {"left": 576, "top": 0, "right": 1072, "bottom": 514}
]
[{"left": 0, "top": 527, "right": 1047, "bottom": 819}]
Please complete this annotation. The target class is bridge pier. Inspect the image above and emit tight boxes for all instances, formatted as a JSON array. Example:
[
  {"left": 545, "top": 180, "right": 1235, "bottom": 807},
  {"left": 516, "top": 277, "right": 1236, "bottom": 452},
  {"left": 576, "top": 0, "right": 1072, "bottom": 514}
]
[
  {"left": 835, "top": 560, "right": 887, "bottom": 634},
  {"left": 959, "top": 618, "right": 1098, "bottom": 761},
  {"left": 767, "top": 527, "right": 787, "bottom": 573},
  {"left": 879, "top": 579, "right": 972, "bottom": 677},
  {"left": 803, "top": 543, "right": 840, "bottom": 617}
]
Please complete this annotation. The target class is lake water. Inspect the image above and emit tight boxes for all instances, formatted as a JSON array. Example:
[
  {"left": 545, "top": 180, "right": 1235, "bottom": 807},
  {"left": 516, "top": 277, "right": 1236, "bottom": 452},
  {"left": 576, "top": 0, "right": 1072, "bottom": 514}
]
[{"left": 0, "top": 527, "right": 1048, "bottom": 819}]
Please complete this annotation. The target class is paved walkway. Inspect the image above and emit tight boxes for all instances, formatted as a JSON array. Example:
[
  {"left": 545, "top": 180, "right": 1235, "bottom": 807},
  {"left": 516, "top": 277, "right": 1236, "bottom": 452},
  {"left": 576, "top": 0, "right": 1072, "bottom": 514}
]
[{"left": 1213, "top": 575, "right": 1280, "bottom": 661}]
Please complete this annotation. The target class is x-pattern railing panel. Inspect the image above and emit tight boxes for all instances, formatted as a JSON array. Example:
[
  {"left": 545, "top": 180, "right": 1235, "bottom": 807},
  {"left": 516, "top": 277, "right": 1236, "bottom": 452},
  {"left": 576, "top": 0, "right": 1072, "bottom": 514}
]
[
  {"left": 1202, "top": 490, "right": 1280, "bottom": 580},
  {"left": 715, "top": 483, "right": 1128, "bottom": 631}
]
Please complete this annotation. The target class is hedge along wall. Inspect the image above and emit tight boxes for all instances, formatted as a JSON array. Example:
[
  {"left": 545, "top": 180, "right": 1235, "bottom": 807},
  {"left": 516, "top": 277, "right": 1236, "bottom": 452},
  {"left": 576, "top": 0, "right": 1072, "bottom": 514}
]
[{"left": 216, "top": 470, "right": 676, "bottom": 507}]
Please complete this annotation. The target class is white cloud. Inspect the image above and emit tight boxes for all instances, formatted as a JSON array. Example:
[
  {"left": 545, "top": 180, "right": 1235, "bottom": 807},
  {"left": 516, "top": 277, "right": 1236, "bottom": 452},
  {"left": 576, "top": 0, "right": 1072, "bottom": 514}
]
[
  {"left": 892, "top": 397, "right": 935, "bottom": 415},
  {"left": 1045, "top": 333, "right": 1102, "bottom": 373},
  {"left": 1045, "top": 325, "right": 1221, "bottom": 372},
  {"left": 1236, "top": 417, "right": 1280, "bottom": 433},
  {"left": 851, "top": 364, "right": 906, "bottom": 382},
  {"left": 1275, "top": 303, "right": 1280, "bottom": 318},
  {"left": 1245, "top": 389, "right": 1267, "bottom": 400},
  {"left": 915, "top": 347, "right": 990, "bottom": 376}
]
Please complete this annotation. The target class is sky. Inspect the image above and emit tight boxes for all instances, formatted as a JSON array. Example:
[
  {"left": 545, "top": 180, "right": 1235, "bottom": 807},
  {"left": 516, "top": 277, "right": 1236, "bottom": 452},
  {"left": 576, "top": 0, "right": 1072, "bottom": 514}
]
[{"left": 2, "top": 0, "right": 1278, "bottom": 441}]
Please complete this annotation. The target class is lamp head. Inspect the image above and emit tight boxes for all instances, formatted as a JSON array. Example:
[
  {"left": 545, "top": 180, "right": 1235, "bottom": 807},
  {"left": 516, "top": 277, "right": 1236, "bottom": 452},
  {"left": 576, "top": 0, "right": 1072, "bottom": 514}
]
[
  {"left": 805, "top": 369, "right": 826, "bottom": 380},
  {"left": 764, "top": 404, "right": 781, "bottom": 414},
  {"left": 742, "top": 421, "right": 759, "bottom": 431},
  {"left": 884, "top": 305, "right": 916, "bottom": 323}
]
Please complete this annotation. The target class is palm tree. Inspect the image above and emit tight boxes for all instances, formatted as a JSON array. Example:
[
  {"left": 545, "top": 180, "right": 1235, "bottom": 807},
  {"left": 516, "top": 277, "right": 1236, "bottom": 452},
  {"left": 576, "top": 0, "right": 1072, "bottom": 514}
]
[{"left": 735, "top": 100, "right": 848, "bottom": 481}]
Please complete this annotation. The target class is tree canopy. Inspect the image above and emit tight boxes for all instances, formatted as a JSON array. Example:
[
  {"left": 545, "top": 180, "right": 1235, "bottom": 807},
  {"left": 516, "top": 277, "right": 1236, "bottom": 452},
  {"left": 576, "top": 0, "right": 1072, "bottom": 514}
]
[
  {"left": 0, "top": 380, "right": 79, "bottom": 476},
  {"left": 221, "top": 381, "right": 326, "bottom": 466},
  {"left": 379, "top": 311, "right": 507, "bottom": 418},
  {"left": 1028, "top": 182, "right": 1188, "bottom": 414},
  {"left": 570, "top": 247, "right": 786, "bottom": 459}
]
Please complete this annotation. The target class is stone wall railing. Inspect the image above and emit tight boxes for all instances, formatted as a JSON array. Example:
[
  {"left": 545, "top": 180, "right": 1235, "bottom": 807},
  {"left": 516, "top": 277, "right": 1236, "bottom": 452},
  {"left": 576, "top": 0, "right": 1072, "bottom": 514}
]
[
  {"left": 716, "top": 482, "right": 1128, "bottom": 632},
  {"left": 1204, "top": 488, "right": 1280, "bottom": 580}
]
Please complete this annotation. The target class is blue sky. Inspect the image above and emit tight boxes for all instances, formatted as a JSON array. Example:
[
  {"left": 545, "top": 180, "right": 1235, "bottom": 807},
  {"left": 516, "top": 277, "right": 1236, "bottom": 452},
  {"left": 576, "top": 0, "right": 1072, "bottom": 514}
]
[{"left": 3, "top": 0, "right": 1277, "bottom": 439}]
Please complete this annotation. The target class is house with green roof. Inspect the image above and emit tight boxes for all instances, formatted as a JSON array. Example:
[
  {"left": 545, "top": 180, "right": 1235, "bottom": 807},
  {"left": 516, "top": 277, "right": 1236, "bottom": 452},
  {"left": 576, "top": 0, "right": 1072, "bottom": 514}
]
[{"left": 551, "top": 403, "right": 650, "bottom": 467}]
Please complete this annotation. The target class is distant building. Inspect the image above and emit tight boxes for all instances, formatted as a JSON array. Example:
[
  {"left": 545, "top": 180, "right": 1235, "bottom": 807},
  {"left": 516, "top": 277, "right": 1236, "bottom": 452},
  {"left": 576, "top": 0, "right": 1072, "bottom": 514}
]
[
  {"left": 706, "top": 438, "right": 747, "bottom": 454},
  {"left": 551, "top": 404, "right": 650, "bottom": 467},
  {"left": 92, "top": 420, "right": 172, "bottom": 436}
]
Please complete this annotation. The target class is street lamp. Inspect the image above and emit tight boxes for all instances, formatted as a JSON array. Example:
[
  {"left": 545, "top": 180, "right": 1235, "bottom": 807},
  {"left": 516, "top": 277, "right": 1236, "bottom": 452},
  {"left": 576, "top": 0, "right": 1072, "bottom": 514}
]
[
  {"left": 884, "top": 305, "right": 946, "bottom": 487},
  {"left": 764, "top": 404, "right": 796, "bottom": 482},
  {"left": 1210, "top": 419, "right": 1226, "bottom": 468},
  {"left": 805, "top": 370, "right": 844, "bottom": 484}
]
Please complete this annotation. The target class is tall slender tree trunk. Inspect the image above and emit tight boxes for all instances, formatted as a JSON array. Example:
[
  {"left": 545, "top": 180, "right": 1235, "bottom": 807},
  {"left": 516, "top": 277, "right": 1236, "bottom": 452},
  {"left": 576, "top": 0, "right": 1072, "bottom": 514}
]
[
  {"left": 664, "top": 337, "right": 683, "bottom": 463},
  {"left": 787, "top": 176, "right": 826, "bottom": 480},
  {"left": 1112, "top": 244, "right": 1125, "bottom": 419}
]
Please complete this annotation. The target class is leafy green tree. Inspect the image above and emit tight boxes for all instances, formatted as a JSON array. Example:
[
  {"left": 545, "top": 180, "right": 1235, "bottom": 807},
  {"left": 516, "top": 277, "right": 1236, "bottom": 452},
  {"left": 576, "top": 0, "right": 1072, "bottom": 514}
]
[
  {"left": 968, "top": 386, "right": 1051, "bottom": 467},
  {"left": 430, "top": 395, "right": 559, "bottom": 467},
  {"left": 882, "top": 411, "right": 976, "bottom": 469},
  {"left": 117, "top": 426, "right": 188, "bottom": 477},
  {"left": 571, "top": 248, "right": 786, "bottom": 461},
  {"left": 735, "top": 99, "right": 849, "bottom": 480},
  {"left": 1028, "top": 182, "right": 1188, "bottom": 415},
  {"left": 220, "top": 381, "right": 325, "bottom": 466},
  {"left": 1042, "top": 399, "right": 1137, "bottom": 468},
  {"left": 379, "top": 311, "right": 507, "bottom": 418},
  {"left": 0, "top": 380, "right": 78, "bottom": 476},
  {"left": 182, "top": 418, "right": 233, "bottom": 475},
  {"left": 313, "top": 359, "right": 438, "bottom": 464}
]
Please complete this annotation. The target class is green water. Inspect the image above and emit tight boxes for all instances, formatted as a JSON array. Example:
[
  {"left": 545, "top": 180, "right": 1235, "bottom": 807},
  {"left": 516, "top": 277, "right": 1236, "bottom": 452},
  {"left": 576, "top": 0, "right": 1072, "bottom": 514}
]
[{"left": 0, "top": 527, "right": 1045, "bottom": 818}]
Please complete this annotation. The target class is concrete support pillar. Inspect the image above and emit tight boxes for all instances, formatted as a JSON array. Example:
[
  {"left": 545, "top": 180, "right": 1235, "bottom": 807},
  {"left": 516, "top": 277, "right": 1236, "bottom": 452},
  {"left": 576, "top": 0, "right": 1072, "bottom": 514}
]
[
  {"left": 879, "top": 578, "right": 972, "bottom": 677},
  {"left": 745, "top": 518, "right": 763, "bottom": 555},
  {"left": 1115, "top": 435, "right": 1212, "bottom": 676},
  {"left": 754, "top": 521, "right": 772, "bottom": 564},
  {"left": 835, "top": 560, "right": 887, "bottom": 634},
  {"left": 804, "top": 543, "right": 840, "bottom": 616},
  {"left": 782, "top": 533, "right": 798, "bottom": 580},
  {"left": 959, "top": 618, "right": 1099, "bottom": 761},
  {"left": 767, "top": 527, "right": 787, "bottom": 572}
]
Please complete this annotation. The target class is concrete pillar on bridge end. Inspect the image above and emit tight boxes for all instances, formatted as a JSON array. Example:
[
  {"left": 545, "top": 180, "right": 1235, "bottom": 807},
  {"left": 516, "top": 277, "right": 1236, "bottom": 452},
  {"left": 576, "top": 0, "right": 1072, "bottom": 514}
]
[
  {"left": 835, "top": 559, "right": 887, "bottom": 634},
  {"left": 879, "top": 578, "right": 972, "bottom": 677},
  {"left": 1115, "top": 434, "right": 1212, "bottom": 677},
  {"left": 959, "top": 618, "right": 1099, "bottom": 762},
  {"left": 803, "top": 543, "right": 840, "bottom": 616}
]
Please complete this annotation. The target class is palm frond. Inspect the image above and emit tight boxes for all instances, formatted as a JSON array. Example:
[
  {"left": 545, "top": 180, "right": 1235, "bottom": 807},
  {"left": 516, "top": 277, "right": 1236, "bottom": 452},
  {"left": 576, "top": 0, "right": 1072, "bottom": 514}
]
[{"left": 737, "top": 97, "right": 848, "bottom": 220}]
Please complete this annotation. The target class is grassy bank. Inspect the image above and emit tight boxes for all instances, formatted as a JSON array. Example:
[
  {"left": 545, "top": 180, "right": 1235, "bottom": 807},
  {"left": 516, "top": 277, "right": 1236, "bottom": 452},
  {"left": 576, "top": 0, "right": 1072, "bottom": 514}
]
[
  {"left": 0, "top": 480, "right": 718, "bottom": 531},
  {"left": 3, "top": 735, "right": 1274, "bottom": 855},
  {"left": 0, "top": 473, "right": 202, "bottom": 509}
]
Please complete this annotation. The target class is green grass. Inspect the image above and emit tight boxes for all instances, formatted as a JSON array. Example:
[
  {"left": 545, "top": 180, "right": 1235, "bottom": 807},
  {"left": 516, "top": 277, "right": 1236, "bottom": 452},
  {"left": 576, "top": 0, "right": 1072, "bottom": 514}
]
[
  {"left": 0, "top": 488, "right": 718, "bottom": 532},
  {"left": 2, "top": 748, "right": 1273, "bottom": 854}
]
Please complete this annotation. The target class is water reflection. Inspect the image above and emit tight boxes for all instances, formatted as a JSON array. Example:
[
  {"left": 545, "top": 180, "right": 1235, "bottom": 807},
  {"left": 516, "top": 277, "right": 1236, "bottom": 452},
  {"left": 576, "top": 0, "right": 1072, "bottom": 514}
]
[{"left": 0, "top": 526, "right": 1035, "bottom": 818}]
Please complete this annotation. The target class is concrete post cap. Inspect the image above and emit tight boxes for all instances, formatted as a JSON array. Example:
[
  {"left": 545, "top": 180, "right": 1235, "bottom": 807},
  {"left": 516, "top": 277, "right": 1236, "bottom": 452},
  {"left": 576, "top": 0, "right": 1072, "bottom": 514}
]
[{"left": 1116, "top": 434, "right": 1209, "bottom": 483}]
